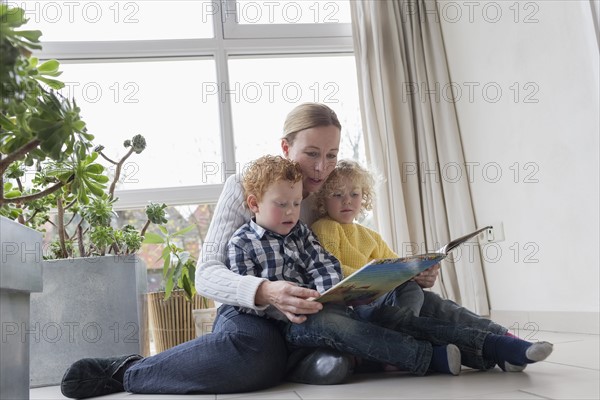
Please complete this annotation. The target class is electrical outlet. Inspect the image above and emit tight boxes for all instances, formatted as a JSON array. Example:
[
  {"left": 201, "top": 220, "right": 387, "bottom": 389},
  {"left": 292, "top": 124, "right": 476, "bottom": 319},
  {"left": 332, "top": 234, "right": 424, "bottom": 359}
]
[{"left": 479, "top": 222, "right": 505, "bottom": 243}]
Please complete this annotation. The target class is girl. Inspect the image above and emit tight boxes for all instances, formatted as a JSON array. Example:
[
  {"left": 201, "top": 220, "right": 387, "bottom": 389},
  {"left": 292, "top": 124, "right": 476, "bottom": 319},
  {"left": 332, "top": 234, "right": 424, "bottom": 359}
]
[
  {"left": 312, "top": 159, "right": 425, "bottom": 318},
  {"left": 312, "top": 160, "right": 548, "bottom": 373}
]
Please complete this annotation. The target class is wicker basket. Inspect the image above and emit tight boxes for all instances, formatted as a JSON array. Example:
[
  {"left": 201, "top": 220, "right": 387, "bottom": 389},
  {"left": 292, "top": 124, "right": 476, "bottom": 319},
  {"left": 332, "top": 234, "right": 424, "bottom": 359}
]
[{"left": 147, "top": 290, "right": 214, "bottom": 353}]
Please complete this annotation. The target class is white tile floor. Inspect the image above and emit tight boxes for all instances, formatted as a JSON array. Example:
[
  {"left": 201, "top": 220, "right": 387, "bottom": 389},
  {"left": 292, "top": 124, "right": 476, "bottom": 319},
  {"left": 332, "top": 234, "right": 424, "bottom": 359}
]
[{"left": 31, "top": 331, "right": 600, "bottom": 400}]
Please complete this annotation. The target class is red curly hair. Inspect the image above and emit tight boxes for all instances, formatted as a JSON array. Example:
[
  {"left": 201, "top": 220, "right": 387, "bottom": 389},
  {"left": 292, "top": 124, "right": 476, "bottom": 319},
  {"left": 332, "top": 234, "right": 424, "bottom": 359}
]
[{"left": 242, "top": 155, "right": 303, "bottom": 202}]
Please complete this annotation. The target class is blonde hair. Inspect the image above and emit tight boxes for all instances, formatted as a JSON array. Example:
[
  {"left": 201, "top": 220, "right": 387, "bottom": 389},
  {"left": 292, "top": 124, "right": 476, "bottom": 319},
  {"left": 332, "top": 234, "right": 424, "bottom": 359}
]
[
  {"left": 242, "top": 155, "right": 303, "bottom": 202},
  {"left": 282, "top": 103, "right": 342, "bottom": 145},
  {"left": 315, "top": 159, "right": 375, "bottom": 218}
]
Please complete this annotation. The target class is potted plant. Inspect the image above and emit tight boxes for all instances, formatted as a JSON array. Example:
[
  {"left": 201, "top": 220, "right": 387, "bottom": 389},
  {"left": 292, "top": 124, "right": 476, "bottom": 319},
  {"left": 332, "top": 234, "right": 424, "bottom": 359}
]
[
  {"left": 0, "top": 4, "right": 87, "bottom": 397},
  {"left": 0, "top": 4, "right": 154, "bottom": 388},
  {"left": 3, "top": 103, "right": 155, "bottom": 387},
  {"left": 22, "top": 135, "right": 159, "bottom": 388},
  {"left": 1, "top": 4, "right": 213, "bottom": 387},
  {"left": 143, "top": 226, "right": 216, "bottom": 353}
]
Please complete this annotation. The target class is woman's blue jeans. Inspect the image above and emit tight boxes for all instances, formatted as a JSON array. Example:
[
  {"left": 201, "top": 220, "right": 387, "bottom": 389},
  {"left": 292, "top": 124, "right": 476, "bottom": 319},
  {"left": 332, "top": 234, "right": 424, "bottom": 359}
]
[
  {"left": 284, "top": 304, "right": 496, "bottom": 375},
  {"left": 123, "top": 305, "right": 287, "bottom": 394}
]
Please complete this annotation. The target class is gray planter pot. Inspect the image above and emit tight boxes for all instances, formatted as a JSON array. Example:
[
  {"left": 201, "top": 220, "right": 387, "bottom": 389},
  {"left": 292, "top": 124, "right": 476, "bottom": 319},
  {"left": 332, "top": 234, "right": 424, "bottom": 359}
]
[
  {"left": 30, "top": 254, "right": 148, "bottom": 387},
  {"left": 1, "top": 216, "right": 43, "bottom": 400}
]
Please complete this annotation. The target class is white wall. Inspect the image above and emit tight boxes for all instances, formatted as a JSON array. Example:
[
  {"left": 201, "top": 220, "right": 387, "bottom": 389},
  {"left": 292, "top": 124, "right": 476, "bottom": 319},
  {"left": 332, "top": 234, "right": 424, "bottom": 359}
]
[{"left": 439, "top": 0, "right": 599, "bottom": 323}]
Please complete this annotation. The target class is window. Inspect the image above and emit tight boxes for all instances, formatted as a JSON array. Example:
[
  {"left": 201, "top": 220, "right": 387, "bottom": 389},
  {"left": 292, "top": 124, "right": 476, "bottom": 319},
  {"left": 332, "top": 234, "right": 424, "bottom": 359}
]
[
  {"left": 58, "top": 58, "right": 222, "bottom": 189},
  {"left": 12, "top": 1, "right": 214, "bottom": 40},
  {"left": 28, "top": 0, "right": 364, "bottom": 287},
  {"left": 223, "top": 0, "right": 352, "bottom": 38},
  {"left": 234, "top": 0, "right": 351, "bottom": 25},
  {"left": 228, "top": 54, "right": 364, "bottom": 168}
]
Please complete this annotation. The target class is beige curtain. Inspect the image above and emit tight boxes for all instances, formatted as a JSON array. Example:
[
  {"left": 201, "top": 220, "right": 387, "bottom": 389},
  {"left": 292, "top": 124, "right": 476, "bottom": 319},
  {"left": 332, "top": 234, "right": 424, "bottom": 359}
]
[
  {"left": 591, "top": 0, "right": 600, "bottom": 51},
  {"left": 350, "top": 0, "right": 490, "bottom": 315}
]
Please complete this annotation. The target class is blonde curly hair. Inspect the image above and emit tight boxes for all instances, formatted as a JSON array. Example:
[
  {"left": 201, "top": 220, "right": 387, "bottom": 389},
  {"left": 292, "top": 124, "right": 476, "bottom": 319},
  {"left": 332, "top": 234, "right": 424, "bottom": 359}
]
[
  {"left": 315, "top": 159, "right": 375, "bottom": 218},
  {"left": 242, "top": 155, "right": 303, "bottom": 202}
]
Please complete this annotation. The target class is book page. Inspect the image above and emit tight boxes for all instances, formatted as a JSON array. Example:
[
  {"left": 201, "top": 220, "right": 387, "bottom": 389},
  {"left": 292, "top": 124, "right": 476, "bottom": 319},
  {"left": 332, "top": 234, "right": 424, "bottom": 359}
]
[{"left": 315, "top": 253, "right": 445, "bottom": 306}]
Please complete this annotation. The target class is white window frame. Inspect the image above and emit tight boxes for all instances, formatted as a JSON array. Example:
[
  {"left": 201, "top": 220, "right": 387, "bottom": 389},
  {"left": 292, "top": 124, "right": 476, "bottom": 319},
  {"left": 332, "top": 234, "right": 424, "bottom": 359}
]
[
  {"left": 221, "top": 0, "right": 352, "bottom": 39},
  {"left": 33, "top": 1, "right": 354, "bottom": 211}
]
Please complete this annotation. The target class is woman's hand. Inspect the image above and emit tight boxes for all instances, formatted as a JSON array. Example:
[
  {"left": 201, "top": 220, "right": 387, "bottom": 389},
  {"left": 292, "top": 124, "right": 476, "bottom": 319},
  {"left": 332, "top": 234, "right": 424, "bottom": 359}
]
[
  {"left": 414, "top": 264, "right": 440, "bottom": 288},
  {"left": 255, "top": 280, "right": 323, "bottom": 324}
]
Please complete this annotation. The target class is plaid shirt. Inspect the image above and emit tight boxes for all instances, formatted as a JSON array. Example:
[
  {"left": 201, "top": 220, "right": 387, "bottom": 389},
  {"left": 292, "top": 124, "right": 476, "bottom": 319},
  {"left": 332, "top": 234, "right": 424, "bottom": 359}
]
[{"left": 227, "top": 219, "right": 342, "bottom": 320}]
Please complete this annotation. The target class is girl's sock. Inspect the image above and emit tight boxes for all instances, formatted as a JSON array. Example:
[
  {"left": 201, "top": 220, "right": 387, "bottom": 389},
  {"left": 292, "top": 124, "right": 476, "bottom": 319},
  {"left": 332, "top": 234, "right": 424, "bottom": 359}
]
[
  {"left": 429, "top": 344, "right": 461, "bottom": 376},
  {"left": 483, "top": 334, "right": 553, "bottom": 366},
  {"left": 499, "top": 332, "right": 527, "bottom": 372}
]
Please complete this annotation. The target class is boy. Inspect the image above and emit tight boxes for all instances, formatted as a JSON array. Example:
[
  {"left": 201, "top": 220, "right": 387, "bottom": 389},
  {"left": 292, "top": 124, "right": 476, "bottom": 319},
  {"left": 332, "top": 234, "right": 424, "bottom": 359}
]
[{"left": 227, "top": 154, "right": 342, "bottom": 321}]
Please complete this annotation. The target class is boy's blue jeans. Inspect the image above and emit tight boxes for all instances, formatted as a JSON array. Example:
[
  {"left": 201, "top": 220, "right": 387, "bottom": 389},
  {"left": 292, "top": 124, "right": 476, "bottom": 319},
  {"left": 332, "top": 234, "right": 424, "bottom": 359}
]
[
  {"left": 284, "top": 304, "right": 496, "bottom": 375},
  {"left": 354, "top": 280, "right": 424, "bottom": 320}
]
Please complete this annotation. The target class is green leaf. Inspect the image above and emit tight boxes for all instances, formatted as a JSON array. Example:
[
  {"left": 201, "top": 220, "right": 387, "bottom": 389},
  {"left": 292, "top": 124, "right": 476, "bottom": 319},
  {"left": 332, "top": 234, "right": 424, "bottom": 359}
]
[
  {"left": 4, "top": 188, "right": 22, "bottom": 199},
  {"left": 162, "top": 252, "right": 171, "bottom": 277},
  {"left": 86, "top": 182, "right": 105, "bottom": 197},
  {"left": 73, "top": 121, "right": 87, "bottom": 132},
  {"left": 164, "top": 267, "right": 176, "bottom": 299},
  {"left": 181, "top": 276, "right": 195, "bottom": 301},
  {"left": 35, "top": 77, "right": 65, "bottom": 90},
  {"left": 0, "top": 114, "right": 16, "bottom": 130},
  {"left": 85, "top": 163, "right": 104, "bottom": 174},
  {"left": 81, "top": 131, "right": 94, "bottom": 140},
  {"left": 85, "top": 173, "right": 109, "bottom": 184},
  {"left": 142, "top": 232, "right": 164, "bottom": 244},
  {"left": 160, "top": 246, "right": 170, "bottom": 261},
  {"left": 172, "top": 225, "right": 195, "bottom": 237},
  {"left": 37, "top": 59, "right": 60, "bottom": 74},
  {"left": 1, "top": 6, "right": 25, "bottom": 25},
  {"left": 158, "top": 225, "right": 168, "bottom": 235},
  {"left": 78, "top": 190, "right": 89, "bottom": 205},
  {"left": 15, "top": 29, "right": 43, "bottom": 43},
  {"left": 92, "top": 175, "right": 109, "bottom": 184}
]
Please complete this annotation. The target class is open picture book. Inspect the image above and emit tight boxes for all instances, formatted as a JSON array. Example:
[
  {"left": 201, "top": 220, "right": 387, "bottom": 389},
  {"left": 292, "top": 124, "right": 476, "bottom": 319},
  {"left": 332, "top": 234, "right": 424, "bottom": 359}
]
[{"left": 314, "top": 226, "right": 492, "bottom": 306}]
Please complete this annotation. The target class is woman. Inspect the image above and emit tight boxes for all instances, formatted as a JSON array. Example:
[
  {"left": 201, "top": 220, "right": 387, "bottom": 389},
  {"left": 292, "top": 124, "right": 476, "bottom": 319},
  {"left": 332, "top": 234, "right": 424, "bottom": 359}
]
[
  {"left": 61, "top": 103, "right": 514, "bottom": 398},
  {"left": 61, "top": 103, "right": 348, "bottom": 399}
]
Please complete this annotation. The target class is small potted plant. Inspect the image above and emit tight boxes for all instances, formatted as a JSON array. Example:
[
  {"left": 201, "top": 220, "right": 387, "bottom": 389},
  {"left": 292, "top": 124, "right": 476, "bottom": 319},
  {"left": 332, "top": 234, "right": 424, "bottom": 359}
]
[{"left": 143, "top": 226, "right": 216, "bottom": 352}]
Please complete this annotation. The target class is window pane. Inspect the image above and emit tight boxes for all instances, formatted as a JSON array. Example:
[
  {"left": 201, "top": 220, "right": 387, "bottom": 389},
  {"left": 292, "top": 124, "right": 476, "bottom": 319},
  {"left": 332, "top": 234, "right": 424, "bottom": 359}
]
[
  {"left": 228, "top": 55, "right": 365, "bottom": 169},
  {"left": 115, "top": 204, "right": 216, "bottom": 291},
  {"left": 57, "top": 59, "right": 222, "bottom": 189},
  {"left": 234, "top": 0, "right": 351, "bottom": 24},
  {"left": 14, "top": 1, "right": 214, "bottom": 40}
]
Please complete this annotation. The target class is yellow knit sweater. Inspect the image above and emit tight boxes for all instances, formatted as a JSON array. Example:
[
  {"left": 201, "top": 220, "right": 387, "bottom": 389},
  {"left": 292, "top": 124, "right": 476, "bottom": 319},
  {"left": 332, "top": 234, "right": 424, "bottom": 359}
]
[{"left": 312, "top": 217, "right": 397, "bottom": 278}]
